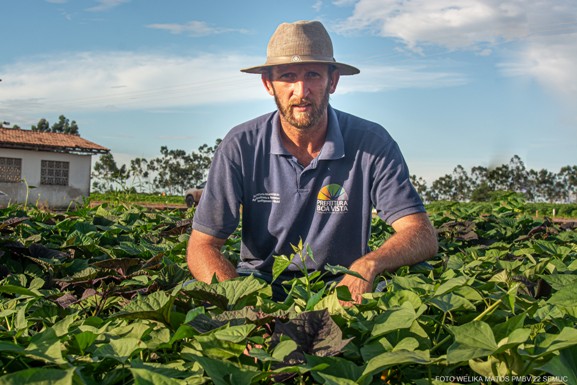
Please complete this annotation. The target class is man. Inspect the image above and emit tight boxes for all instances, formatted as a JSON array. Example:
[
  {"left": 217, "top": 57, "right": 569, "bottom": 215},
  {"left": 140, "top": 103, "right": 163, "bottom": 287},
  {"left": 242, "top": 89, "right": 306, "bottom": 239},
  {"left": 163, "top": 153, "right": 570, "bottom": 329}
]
[{"left": 187, "top": 20, "right": 438, "bottom": 303}]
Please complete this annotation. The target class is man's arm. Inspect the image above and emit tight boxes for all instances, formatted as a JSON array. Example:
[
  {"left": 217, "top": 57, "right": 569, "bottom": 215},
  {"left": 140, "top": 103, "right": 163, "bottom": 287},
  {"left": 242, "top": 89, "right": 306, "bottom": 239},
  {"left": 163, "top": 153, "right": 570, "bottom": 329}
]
[
  {"left": 337, "top": 212, "right": 438, "bottom": 303},
  {"left": 186, "top": 230, "right": 239, "bottom": 283}
]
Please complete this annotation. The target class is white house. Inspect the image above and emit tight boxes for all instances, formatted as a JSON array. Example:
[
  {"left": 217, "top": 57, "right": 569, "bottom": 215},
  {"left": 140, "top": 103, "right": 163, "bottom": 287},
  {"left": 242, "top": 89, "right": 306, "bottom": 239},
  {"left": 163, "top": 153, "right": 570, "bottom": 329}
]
[{"left": 0, "top": 127, "right": 109, "bottom": 209}]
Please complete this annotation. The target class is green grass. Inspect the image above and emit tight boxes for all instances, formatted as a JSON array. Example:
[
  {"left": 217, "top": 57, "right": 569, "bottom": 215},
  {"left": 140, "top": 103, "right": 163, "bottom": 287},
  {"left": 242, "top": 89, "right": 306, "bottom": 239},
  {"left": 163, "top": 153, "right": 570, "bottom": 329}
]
[{"left": 89, "top": 192, "right": 186, "bottom": 205}]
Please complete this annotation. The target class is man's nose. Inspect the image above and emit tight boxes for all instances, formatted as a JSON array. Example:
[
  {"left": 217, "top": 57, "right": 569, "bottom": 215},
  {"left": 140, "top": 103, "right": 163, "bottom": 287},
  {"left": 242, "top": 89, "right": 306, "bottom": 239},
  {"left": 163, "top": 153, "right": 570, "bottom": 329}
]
[{"left": 293, "top": 80, "right": 310, "bottom": 98}]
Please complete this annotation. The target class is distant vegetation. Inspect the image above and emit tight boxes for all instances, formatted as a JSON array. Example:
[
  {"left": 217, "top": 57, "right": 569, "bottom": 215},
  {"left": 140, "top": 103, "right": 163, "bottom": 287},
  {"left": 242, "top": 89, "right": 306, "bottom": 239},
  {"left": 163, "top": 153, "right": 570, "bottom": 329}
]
[
  {"left": 91, "top": 140, "right": 221, "bottom": 196},
  {"left": 412, "top": 155, "right": 577, "bottom": 203},
  {"left": 93, "top": 148, "right": 577, "bottom": 204}
]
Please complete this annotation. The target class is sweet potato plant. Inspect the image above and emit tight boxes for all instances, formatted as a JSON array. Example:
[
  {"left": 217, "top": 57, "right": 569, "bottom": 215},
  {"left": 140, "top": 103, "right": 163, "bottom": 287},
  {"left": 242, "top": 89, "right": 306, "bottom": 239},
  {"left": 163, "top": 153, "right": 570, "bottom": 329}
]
[{"left": 0, "top": 197, "right": 576, "bottom": 384}]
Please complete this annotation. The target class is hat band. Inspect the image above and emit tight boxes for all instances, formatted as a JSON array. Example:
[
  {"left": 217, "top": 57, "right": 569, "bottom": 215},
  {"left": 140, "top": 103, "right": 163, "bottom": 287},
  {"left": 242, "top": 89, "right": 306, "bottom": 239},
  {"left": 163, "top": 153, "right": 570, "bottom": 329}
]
[{"left": 265, "top": 55, "right": 336, "bottom": 65}]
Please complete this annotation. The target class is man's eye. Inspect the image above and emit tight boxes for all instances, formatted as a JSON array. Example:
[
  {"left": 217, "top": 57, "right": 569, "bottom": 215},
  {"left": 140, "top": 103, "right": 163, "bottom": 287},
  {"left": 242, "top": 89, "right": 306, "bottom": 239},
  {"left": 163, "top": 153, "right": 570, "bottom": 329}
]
[{"left": 307, "top": 72, "right": 321, "bottom": 79}]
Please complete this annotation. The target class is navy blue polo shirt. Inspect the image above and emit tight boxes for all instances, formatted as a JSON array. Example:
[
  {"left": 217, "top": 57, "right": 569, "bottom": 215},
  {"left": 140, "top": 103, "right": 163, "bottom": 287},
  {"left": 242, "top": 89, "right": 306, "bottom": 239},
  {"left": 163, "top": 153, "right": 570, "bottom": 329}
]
[{"left": 192, "top": 105, "right": 425, "bottom": 274}]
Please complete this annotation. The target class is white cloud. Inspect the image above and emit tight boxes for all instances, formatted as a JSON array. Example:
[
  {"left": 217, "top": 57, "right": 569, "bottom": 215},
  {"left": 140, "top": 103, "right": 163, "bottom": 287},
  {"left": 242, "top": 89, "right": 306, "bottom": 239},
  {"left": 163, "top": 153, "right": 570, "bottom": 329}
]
[
  {"left": 336, "top": 0, "right": 577, "bottom": 114},
  {"left": 332, "top": 0, "right": 357, "bottom": 6},
  {"left": 340, "top": 64, "right": 468, "bottom": 93},
  {"left": 0, "top": 49, "right": 470, "bottom": 128},
  {"left": 86, "top": 0, "right": 130, "bottom": 12},
  {"left": 147, "top": 21, "right": 249, "bottom": 37},
  {"left": 0, "top": 52, "right": 263, "bottom": 126},
  {"left": 336, "top": 0, "right": 530, "bottom": 50},
  {"left": 499, "top": 32, "right": 577, "bottom": 107}
]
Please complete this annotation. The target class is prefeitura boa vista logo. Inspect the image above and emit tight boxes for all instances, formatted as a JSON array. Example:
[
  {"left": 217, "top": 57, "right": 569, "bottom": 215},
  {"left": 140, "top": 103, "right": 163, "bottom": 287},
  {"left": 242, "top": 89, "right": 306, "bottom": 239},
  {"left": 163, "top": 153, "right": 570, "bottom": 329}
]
[{"left": 316, "top": 184, "right": 349, "bottom": 214}]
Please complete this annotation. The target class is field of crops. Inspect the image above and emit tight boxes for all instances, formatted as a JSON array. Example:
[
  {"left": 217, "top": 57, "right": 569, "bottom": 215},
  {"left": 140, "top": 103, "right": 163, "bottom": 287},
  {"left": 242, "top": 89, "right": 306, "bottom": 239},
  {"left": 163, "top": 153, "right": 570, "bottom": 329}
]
[{"left": 0, "top": 196, "right": 576, "bottom": 384}]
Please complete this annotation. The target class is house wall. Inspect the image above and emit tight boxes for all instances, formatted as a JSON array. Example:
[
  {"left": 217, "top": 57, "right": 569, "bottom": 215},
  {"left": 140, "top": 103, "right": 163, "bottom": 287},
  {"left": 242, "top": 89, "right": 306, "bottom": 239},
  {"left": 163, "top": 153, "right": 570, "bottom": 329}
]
[{"left": 0, "top": 148, "right": 92, "bottom": 209}]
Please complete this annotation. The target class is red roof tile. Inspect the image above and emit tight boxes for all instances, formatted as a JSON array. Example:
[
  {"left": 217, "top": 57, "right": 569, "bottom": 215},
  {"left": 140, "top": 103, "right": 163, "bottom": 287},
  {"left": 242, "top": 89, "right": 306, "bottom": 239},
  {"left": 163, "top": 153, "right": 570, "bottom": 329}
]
[{"left": 0, "top": 128, "right": 109, "bottom": 154}]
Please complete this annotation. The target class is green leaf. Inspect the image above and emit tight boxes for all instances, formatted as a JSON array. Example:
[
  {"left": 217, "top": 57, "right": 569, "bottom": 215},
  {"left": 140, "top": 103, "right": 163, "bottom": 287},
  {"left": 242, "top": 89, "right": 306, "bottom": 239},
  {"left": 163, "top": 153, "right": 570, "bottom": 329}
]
[
  {"left": 324, "top": 264, "right": 367, "bottom": 281},
  {"left": 369, "top": 304, "right": 417, "bottom": 340},
  {"left": 306, "top": 355, "right": 365, "bottom": 385},
  {"left": 526, "top": 327, "right": 577, "bottom": 358},
  {"left": 430, "top": 292, "right": 475, "bottom": 313},
  {"left": 93, "top": 337, "right": 143, "bottom": 363},
  {"left": 185, "top": 275, "right": 268, "bottom": 310},
  {"left": 0, "top": 284, "right": 41, "bottom": 297},
  {"left": 129, "top": 368, "right": 182, "bottom": 385},
  {"left": 494, "top": 327, "right": 531, "bottom": 354},
  {"left": 492, "top": 312, "right": 526, "bottom": 342},
  {"left": 272, "top": 339, "right": 298, "bottom": 362},
  {"left": 359, "top": 350, "right": 430, "bottom": 383},
  {"left": 272, "top": 254, "right": 293, "bottom": 282},
  {"left": 447, "top": 321, "right": 498, "bottom": 364},
  {"left": 70, "top": 331, "right": 98, "bottom": 355},
  {"left": 194, "top": 355, "right": 261, "bottom": 385},
  {"left": 316, "top": 373, "right": 358, "bottom": 385},
  {"left": 194, "top": 324, "right": 255, "bottom": 359},
  {"left": 0, "top": 368, "right": 75, "bottom": 385},
  {"left": 538, "top": 345, "right": 577, "bottom": 385},
  {"left": 540, "top": 273, "right": 577, "bottom": 291},
  {"left": 548, "top": 285, "right": 577, "bottom": 308},
  {"left": 0, "top": 341, "right": 24, "bottom": 354},
  {"left": 112, "top": 290, "right": 175, "bottom": 324},
  {"left": 383, "top": 289, "right": 423, "bottom": 309},
  {"left": 434, "top": 276, "right": 470, "bottom": 296},
  {"left": 52, "top": 314, "right": 76, "bottom": 337},
  {"left": 24, "top": 327, "right": 66, "bottom": 365}
]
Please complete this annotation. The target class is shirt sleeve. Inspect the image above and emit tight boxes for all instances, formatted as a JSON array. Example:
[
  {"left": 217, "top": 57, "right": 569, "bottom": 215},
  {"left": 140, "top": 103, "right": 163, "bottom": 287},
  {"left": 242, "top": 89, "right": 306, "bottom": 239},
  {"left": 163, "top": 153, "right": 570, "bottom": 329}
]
[
  {"left": 192, "top": 141, "right": 243, "bottom": 239},
  {"left": 371, "top": 140, "right": 426, "bottom": 225}
]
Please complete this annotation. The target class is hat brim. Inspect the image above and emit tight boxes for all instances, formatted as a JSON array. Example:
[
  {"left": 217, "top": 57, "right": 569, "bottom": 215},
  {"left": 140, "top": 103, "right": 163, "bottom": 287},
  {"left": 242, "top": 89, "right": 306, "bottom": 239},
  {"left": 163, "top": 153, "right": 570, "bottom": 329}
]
[{"left": 241, "top": 60, "right": 360, "bottom": 76}]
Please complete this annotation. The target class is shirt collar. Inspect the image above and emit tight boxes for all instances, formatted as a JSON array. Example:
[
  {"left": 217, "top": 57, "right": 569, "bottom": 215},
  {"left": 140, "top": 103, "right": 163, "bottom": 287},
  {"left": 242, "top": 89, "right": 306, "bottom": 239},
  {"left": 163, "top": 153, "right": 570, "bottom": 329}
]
[{"left": 270, "top": 105, "right": 345, "bottom": 160}]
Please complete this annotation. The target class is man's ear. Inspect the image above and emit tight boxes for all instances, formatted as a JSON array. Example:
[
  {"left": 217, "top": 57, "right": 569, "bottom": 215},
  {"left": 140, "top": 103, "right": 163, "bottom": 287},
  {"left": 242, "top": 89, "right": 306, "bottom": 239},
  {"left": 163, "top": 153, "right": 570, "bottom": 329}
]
[
  {"left": 329, "top": 70, "right": 340, "bottom": 94},
  {"left": 261, "top": 74, "right": 275, "bottom": 96}
]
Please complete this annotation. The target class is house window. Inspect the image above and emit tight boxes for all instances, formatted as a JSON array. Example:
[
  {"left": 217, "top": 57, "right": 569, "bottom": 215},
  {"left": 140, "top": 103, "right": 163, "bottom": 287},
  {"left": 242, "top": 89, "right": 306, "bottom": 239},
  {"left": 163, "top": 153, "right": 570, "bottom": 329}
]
[
  {"left": 41, "top": 160, "right": 69, "bottom": 186},
  {"left": 0, "top": 157, "right": 22, "bottom": 183}
]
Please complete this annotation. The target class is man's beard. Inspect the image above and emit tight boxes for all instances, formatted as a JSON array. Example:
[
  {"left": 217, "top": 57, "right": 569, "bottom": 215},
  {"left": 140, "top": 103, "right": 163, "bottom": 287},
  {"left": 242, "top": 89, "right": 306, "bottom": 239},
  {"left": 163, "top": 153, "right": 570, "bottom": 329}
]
[{"left": 273, "top": 83, "right": 331, "bottom": 130}]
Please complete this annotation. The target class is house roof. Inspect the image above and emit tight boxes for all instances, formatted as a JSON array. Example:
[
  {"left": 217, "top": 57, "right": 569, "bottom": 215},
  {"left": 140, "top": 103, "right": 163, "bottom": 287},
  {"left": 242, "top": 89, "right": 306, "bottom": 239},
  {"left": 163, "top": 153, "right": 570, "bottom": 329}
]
[{"left": 0, "top": 127, "right": 109, "bottom": 155}]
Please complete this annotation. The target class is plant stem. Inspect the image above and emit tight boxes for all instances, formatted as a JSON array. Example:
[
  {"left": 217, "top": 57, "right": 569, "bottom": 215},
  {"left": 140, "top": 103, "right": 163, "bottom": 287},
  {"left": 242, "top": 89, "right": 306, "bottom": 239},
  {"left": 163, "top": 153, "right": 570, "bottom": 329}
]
[{"left": 473, "top": 283, "right": 520, "bottom": 322}]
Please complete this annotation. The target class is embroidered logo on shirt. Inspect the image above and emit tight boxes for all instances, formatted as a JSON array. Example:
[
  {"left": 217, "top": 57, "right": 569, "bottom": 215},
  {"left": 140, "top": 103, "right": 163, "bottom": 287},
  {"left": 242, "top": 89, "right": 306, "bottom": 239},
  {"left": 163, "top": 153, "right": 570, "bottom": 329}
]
[
  {"left": 316, "top": 184, "right": 349, "bottom": 214},
  {"left": 252, "top": 193, "right": 280, "bottom": 204}
]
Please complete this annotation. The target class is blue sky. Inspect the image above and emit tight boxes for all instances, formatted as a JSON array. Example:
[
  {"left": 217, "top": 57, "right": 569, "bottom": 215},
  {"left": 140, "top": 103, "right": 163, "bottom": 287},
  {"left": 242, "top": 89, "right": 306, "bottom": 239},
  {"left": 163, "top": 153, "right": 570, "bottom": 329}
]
[{"left": 1, "top": 0, "right": 576, "bottom": 183}]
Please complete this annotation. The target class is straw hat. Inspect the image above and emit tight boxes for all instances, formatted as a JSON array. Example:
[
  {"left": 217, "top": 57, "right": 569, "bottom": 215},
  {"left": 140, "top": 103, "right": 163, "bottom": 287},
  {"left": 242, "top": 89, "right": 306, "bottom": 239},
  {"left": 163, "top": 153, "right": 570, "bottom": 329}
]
[{"left": 241, "top": 20, "right": 360, "bottom": 76}]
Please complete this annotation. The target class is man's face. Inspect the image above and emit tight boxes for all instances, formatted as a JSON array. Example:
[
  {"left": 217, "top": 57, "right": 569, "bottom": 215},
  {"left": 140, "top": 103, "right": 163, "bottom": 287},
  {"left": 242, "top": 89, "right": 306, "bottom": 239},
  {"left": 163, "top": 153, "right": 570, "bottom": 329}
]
[{"left": 263, "top": 63, "right": 339, "bottom": 130}]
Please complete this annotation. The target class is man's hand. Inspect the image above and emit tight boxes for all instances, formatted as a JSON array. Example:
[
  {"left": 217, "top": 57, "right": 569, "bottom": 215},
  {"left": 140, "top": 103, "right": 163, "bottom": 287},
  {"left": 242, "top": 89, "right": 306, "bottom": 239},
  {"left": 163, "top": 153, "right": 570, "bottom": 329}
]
[
  {"left": 337, "top": 272, "right": 372, "bottom": 305},
  {"left": 336, "top": 212, "right": 438, "bottom": 305}
]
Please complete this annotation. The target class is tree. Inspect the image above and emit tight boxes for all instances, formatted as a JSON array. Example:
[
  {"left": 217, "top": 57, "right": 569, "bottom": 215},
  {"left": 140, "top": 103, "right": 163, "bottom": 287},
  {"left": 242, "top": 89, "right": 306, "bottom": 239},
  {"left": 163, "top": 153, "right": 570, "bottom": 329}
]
[
  {"left": 410, "top": 175, "right": 428, "bottom": 201},
  {"left": 92, "top": 153, "right": 129, "bottom": 192},
  {"left": 429, "top": 174, "right": 455, "bottom": 201},
  {"left": 31, "top": 115, "right": 80, "bottom": 136},
  {"left": 189, "top": 139, "right": 221, "bottom": 185},
  {"left": 470, "top": 181, "right": 493, "bottom": 202},
  {"left": 557, "top": 165, "right": 577, "bottom": 202},
  {"left": 31, "top": 118, "right": 50, "bottom": 132},
  {"left": 147, "top": 139, "right": 221, "bottom": 195},
  {"left": 147, "top": 147, "right": 193, "bottom": 195},
  {"left": 451, "top": 165, "right": 471, "bottom": 201},
  {"left": 528, "top": 169, "right": 560, "bottom": 203},
  {"left": 417, "top": 154, "right": 576, "bottom": 203},
  {"left": 129, "top": 158, "right": 150, "bottom": 193},
  {"left": 508, "top": 155, "right": 530, "bottom": 196}
]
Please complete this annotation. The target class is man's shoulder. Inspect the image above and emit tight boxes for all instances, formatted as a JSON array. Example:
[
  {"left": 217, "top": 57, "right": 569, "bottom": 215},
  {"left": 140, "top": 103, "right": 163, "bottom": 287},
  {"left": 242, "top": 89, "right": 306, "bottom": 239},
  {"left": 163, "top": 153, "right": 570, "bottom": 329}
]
[
  {"left": 331, "top": 107, "right": 393, "bottom": 142},
  {"left": 228, "top": 110, "right": 277, "bottom": 137},
  {"left": 216, "top": 111, "right": 277, "bottom": 157}
]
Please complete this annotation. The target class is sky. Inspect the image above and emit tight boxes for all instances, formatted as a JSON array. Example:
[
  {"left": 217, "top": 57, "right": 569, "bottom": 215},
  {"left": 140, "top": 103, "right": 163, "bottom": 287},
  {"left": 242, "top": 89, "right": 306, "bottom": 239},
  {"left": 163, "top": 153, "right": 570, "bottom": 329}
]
[{"left": 1, "top": 0, "right": 576, "bottom": 184}]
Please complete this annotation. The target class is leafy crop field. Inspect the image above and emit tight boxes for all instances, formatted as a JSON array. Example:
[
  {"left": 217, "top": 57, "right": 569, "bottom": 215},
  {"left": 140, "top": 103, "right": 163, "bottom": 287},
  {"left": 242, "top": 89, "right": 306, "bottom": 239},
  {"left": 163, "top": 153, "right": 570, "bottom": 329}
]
[{"left": 0, "top": 197, "right": 576, "bottom": 384}]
